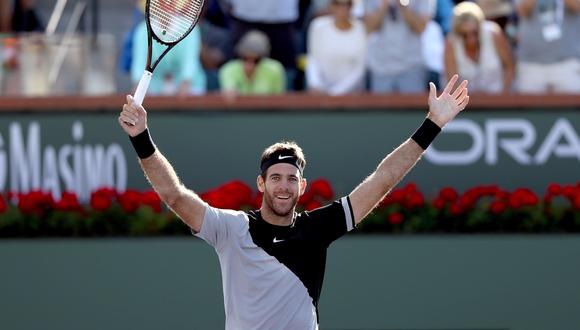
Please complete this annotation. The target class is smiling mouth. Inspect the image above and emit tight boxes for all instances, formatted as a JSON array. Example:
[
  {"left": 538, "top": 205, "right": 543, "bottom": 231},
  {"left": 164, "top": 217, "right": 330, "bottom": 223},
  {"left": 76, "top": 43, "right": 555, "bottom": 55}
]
[{"left": 276, "top": 195, "right": 291, "bottom": 200}]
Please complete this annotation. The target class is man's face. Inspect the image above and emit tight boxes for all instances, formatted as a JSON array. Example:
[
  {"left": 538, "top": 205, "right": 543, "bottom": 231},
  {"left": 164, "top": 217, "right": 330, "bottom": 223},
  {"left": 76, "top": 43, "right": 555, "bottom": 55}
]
[{"left": 258, "top": 163, "right": 306, "bottom": 217}]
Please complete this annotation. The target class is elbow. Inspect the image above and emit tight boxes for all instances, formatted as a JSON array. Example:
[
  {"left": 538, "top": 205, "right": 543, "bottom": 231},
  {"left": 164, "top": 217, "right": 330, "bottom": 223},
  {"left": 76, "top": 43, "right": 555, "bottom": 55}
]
[{"left": 159, "top": 186, "right": 186, "bottom": 209}]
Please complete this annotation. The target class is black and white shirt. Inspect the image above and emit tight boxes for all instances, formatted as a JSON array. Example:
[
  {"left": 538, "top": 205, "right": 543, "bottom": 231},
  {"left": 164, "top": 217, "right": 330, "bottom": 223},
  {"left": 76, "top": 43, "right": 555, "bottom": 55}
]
[{"left": 194, "top": 196, "right": 356, "bottom": 330}]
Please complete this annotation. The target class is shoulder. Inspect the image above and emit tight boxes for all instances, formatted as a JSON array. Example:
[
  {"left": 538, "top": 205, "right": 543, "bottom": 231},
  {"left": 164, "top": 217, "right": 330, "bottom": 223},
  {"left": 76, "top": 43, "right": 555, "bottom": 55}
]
[
  {"left": 206, "top": 205, "right": 249, "bottom": 221},
  {"left": 483, "top": 20, "right": 502, "bottom": 34},
  {"left": 310, "top": 15, "right": 334, "bottom": 31},
  {"left": 260, "top": 58, "right": 285, "bottom": 72},
  {"left": 220, "top": 60, "right": 243, "bottom": 73},
  {"left": 484, "top": 21, "right": 508, "bottom": 45}
]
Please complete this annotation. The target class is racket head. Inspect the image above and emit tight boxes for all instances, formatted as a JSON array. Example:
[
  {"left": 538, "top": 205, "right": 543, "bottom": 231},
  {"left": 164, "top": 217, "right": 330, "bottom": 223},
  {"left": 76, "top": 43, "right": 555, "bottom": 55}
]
[
  {"left": 145, "top": 0, "right": 204, "bottom": 45},
  {"left": 143, "top": 0, "right": 205, "bottom": 71}
]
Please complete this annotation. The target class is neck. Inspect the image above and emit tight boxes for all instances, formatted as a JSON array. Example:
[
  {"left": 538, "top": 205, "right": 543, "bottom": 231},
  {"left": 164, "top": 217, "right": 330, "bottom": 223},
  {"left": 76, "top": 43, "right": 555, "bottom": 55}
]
[
  {"left": 259, "top": 206, "right": 295, "bottom": 226},
  {"left": 334, "top": 17, "right": 351, "bottom": 30}
]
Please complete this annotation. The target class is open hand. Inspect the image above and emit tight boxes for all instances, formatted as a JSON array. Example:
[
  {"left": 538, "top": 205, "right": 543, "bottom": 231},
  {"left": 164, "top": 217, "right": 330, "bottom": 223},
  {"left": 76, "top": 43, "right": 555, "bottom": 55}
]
[
  {"left": 118, "top": 95, "right": 148, "bottom": 137},
  {"left": 427, "top": 74, "right": 469, "bottom": 128}
]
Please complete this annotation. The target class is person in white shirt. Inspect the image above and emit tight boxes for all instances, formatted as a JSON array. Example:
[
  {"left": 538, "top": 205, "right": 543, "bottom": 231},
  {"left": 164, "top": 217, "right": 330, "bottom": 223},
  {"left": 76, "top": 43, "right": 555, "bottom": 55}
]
[
  {"left": 444, "top": 2, "right": 514, "bottom": 94},
  {"left": 306, "top": 0, "right": 367, "bottom": 95}
]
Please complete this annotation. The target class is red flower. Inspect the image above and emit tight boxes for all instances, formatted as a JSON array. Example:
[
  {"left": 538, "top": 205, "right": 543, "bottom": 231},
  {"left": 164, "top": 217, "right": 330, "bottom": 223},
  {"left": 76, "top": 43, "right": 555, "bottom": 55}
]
[
  {"left": 562, "top": 185, "right": 575, "bottom": 199},
  {"left": 404, "top": 183, "right": 417, "bottom": 193},
  {"left": 0, "top": 194, "right": 7, "bottom": 213},
  {"left": 221, "top": 180, "right": 254, "bottom": 206},
  {"left": 298, "top": 191, "right": 314, "bottom": 206},
  {"left": 509, "top": 188, "right": 539, "bottom": 209},
  {"left": 54, "top": 192, "right": 82, "bottom": 212},
  {"left": 90, "top": 188, "right": 117, "bottom": 211},
  {"left": 141, "top": 190, "right": 162, "bottom": 213},
  {"left": 305, "top": 200, "right": 322, "bottom": 211},
  {"left": 449, "top": 203, "right": 462, "bottom": 216},
  {"left": 439, "top": 187, "right": 458, "bottom": 202},
  {"left": 405, "top": 191, "right": 424, "bottom": 209},
  {"left": 309, "top": 179, "right": 334, "bottom": 200},
  {"left": 490, "top": 200, "right": 506, "bottom": 214},
  {"left": 118, "top": 189, "right": 142, "bottom": 213},
  {"left": 433, "top": 197, "right": 445, "bottom": 210},
  {"left": 382, "top": 189, "right": 405, "bottom": 206},
  {"left": 388, "top": 212, "right": 404, "bottom": 225},
  {"left": 574, "top": 195, "right": 580, "bottom": 210},
  {"left": 548, "top": 183, "right": 562, "bottom": 196},
  {"left": 253, "top": 192, "right": 263, "bottom": 209},
  {"left": 17, "top": 191, "right": 55, "bottom": 215}
]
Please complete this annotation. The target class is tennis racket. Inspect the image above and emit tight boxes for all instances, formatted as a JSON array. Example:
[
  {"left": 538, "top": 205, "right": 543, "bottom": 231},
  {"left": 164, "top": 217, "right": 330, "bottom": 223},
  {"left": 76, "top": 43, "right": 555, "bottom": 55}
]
[{"left": 132, "top": 0, "right": 205, "bottom": 106}]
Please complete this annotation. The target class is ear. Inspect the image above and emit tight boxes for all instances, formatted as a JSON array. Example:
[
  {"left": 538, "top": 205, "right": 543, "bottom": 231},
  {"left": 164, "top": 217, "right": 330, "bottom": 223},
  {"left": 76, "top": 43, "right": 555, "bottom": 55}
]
[
  {"left": 299, "top": 177, "right": 308, "bottom": 196},
  {"left": 257, "top": 175, "right": 265, "bottom": 193}
]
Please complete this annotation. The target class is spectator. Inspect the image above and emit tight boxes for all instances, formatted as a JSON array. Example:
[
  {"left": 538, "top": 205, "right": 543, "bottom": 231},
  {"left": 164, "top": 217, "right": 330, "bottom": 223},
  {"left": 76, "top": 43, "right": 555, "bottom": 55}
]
[
  {"left": 516, "top": 0, "right": 580, "bottom": 93},
  {"left": 0, "top": 1, "right": 11, "bottom": 32},
  {"left": 476, "top": 0, "right": 518, "bottom": 47},
  {"left": 218, "top": 30, "right": 286, "bottom": 96},
  {"left": 131, "top": 5, "right": 206, "bottom": 96},
  {"left": 11, "top": 0, "right": 43, "bottom": 32},
  {"left": 477, "top": 0, "right": 516, "bottom": 31},
  {"left": 434, "top": 0, "right": 455, "bottom": 35},
  {"left": 200, "top": 0, "right": 231, "bottom": 91},
  {"left": 444, "top": 1, "right": 514, "bottom": 93},
  {"left": 363, "top": 0, "right": 436, "bottom": 93},
  {"left": 306, "top": 0, "right": 367, "bottom": 95},
  {"left": 225, "top": 0, "right": 300, "bottom": 88},
  {"left": 119, "top": 0, "right": 145, "bottom": 74},
  {"left": 422, "top": 20, "right": 445, "bottom": 90}
]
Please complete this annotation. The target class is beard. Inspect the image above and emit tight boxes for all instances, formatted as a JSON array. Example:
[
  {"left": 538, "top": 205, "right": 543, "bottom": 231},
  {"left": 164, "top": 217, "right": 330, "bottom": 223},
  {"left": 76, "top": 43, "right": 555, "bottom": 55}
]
[{"left": 262, "top": 189, "right": 299, "bottom": 217}]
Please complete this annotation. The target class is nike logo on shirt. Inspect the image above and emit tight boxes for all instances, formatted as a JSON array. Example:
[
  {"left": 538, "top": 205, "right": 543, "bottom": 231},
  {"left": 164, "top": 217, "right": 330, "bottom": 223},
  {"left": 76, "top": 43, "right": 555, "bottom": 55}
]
[{"left": 273, "top": 237, "right": 285, "bottom": 243}]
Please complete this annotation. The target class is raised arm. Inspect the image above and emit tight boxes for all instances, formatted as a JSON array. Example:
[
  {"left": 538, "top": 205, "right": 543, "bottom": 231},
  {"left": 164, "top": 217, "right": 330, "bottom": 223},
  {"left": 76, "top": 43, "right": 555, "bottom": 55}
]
[
  {"left": 118, "top": 95, "right": 206, "bottom": 232},
  {"left": 348, "top": 75, "right": 469, "bottom": 224},
  {"left": 399, "top": 2, "right": 431, "bottom": 35}
]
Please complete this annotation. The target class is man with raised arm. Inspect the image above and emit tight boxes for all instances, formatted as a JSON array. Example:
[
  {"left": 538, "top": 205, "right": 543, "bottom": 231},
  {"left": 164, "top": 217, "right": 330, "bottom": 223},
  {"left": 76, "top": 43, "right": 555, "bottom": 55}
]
[{"left": 118, "top": 75, "right": 469, "bottom": 330}]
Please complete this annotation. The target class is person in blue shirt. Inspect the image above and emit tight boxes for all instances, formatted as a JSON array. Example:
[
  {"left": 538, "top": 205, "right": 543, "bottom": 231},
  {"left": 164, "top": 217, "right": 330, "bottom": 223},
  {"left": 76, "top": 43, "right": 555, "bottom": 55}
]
[{"left": 130, "top": 2, "right": 206, "bottom": 96}]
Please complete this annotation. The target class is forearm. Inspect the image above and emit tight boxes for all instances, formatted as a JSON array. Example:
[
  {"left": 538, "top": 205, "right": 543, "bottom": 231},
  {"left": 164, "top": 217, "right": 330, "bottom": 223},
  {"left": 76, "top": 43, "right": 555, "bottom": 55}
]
[
  {"left": 503, "top": 68, "right": 514, "bottom": 93},
  {"left": 365, "top": 140, "right": 424, "bottom": 199},
  {"left": 565, "top": 0, "right": 580, "bottom": 12},
  {"left": 517, "top": 0, "right": 537, "bottom": 18},
  {"left": 350, "top": 117, "right": 441, "bottom": 223},
  {"left": 139, "top": 151, "right": 185, "bottom": 207},
  {"left": 348, "top": 75, "right": 469, "bottom": 224},
  {"left": 400, "top": 6, "right": 428, "bottom": 34},
  {"left": 364, "top": 5, "right": 388, "bottom": 32}
]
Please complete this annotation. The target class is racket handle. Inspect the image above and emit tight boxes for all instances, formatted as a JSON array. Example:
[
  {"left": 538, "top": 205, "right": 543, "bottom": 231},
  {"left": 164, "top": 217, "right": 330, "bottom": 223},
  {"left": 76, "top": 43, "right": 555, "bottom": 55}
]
[{"left": 133, "top": 70, "right": 153, "bottom": 106}]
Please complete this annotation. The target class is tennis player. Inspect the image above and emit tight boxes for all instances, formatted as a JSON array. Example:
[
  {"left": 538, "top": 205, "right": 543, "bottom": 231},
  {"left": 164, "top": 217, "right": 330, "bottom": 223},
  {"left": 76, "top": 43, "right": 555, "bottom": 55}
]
[{"left": 118, "top": 75, "right": 469, "bottom": 329}]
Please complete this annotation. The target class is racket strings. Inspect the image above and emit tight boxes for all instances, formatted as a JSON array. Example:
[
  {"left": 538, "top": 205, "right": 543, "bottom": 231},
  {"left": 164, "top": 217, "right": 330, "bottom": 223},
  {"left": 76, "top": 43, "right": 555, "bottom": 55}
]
[{"left": 149, "top": 0, "right": 202, "bottom": 43}]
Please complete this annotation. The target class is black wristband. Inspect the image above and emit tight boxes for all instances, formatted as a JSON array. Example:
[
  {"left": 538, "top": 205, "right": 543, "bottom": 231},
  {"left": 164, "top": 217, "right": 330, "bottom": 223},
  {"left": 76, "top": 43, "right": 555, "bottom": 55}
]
[
  {"left": 129, "top": 129, "right": 156, "bottom": 159},
  {"left": 411, "top": 118, "right": 442, "bottom": 150}
]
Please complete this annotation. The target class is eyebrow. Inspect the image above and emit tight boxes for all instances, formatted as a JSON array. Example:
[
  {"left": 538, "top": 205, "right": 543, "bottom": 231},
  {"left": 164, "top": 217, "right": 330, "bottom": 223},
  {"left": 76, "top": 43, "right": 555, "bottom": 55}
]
[{"left": 268, "top": 173, "right": 300, "bottom": 179}]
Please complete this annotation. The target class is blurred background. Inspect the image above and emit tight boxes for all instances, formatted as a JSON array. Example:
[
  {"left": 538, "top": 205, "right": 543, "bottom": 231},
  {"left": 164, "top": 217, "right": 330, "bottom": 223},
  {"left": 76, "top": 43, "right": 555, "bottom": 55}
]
[{"left": 0, "top": 0, "right": 579, "bottom": 329}]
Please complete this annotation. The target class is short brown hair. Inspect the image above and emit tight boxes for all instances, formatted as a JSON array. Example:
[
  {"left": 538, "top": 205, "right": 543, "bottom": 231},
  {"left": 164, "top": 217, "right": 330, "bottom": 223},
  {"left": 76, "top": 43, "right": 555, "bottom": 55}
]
[{"left": 260, "top": 141, "right": 306, "bottom": 177}]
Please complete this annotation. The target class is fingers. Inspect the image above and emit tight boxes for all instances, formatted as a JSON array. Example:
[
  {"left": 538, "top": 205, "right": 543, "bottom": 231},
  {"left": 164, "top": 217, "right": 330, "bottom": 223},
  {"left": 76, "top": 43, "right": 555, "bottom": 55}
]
[
  {"left": 443, "top": 74, "right": 459, "bottom": 95},
  {"left": 457, "top": 96, "right": 470, "bottom": 111},
  {"left": 428, "top": 82, "right": 437, "bottom": 100},
  {"left": 452, "top": 80, "right": 469, "bottom": 100},
  {"left": 120, "top": 95, "right": 144, "bottom": 126},
  {"left": 120, "top": 112, "right": 137, "bottom": 126}
]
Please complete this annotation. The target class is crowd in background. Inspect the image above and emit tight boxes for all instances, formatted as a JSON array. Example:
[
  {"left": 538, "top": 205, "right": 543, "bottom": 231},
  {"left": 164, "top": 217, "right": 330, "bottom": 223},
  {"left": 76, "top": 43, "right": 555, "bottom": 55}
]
[{"left": 2, "top": 0, "right": 580, "bottom": 96}]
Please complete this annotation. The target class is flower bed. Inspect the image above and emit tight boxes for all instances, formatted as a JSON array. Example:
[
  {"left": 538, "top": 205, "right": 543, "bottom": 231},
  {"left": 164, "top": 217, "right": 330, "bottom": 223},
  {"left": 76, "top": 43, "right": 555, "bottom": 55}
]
[{"left": 0, "top": 180, "right": 579, "bottom": 237}]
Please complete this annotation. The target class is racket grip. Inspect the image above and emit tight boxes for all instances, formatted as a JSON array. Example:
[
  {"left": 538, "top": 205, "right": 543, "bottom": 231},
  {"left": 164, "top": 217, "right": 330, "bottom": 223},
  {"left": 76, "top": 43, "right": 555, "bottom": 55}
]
[{"left": 133, "top": 71, "right": 152, "bottom": 106}]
